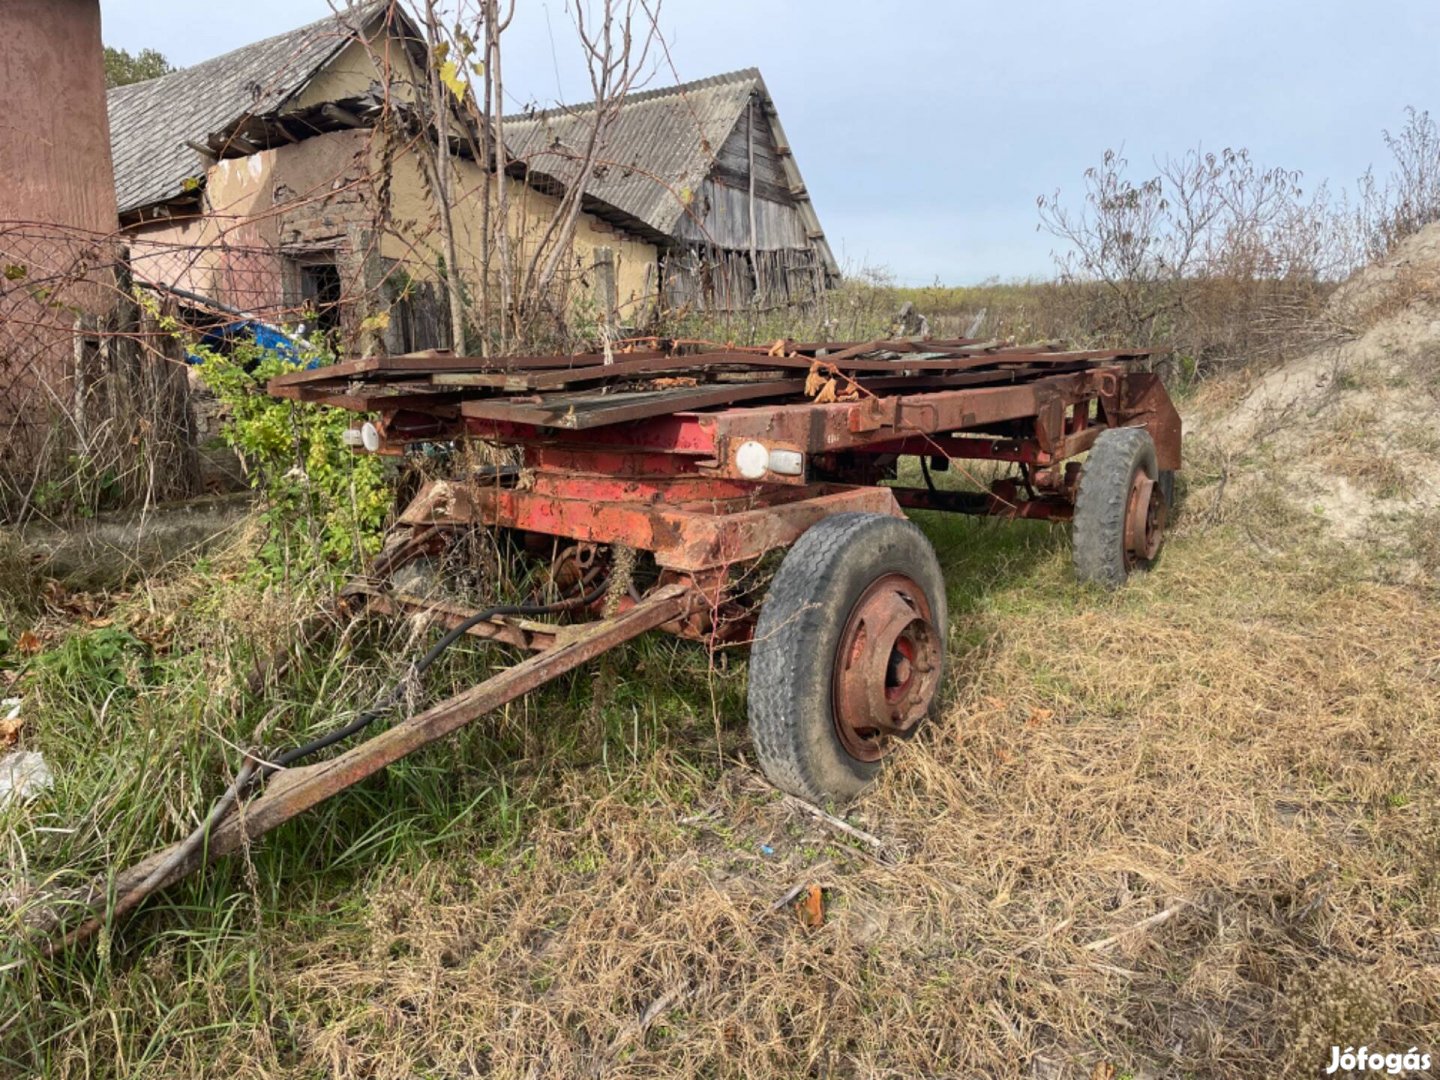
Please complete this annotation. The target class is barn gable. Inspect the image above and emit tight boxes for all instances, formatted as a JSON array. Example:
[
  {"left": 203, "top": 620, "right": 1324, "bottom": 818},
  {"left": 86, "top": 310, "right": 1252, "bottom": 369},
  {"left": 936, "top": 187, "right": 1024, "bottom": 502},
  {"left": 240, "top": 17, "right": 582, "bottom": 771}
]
[{"left": 506, "top": 69, "right": 837, "bottom": 312}]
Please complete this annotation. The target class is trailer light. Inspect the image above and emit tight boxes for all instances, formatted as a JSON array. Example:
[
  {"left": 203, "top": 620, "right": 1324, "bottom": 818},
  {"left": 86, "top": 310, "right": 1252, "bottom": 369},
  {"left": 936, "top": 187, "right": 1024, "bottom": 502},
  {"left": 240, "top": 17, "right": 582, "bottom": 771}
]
[
  {"left": 767, "top": 448, "right": 804, "bottom": 476},
  {"left": 360, "top": 421, "right": 382, "bottom": 453},
  {"left": 735, "top": 440, "right": 769, "bottom": 479}
]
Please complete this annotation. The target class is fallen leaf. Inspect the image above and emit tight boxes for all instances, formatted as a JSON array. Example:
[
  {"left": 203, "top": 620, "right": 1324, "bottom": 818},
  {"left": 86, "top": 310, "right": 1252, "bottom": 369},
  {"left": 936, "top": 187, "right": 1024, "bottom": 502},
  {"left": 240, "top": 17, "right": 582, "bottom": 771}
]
[
  {"left": 87, "top": 617, "right": 114, "bottom": 629},
  {"left": 0, "top": 699, "right": 22, "bottom": 747},
  {"left": 995, "top": 747, "right": 1016, "bottom": 765},
  {"left": 795, "top": 884, "right": 825, "bottom": 928},
  {"left": 16, "top": 631, "right": 43, "bottom": 656},
  {"left": 1090, "top": 1063, "right": 1115, "bottom": 1080},
  {"left": 1026, "top": 708, "right": 1055, "bottom": 727},
  {"left": 803, "top": 365, "right": 828, "bottom": 397}
]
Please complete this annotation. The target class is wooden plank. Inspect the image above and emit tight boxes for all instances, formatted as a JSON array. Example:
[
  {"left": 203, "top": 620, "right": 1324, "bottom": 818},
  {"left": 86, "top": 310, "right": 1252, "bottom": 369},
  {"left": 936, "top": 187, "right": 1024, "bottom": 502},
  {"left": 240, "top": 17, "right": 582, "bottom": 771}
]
[
  {"left": 269, "top": 345, "right": 1155, "bottom": 404},
  {"left": 294, "top": 389, "right": 466, "bottom": 413},
  {"left": 460, "top": 380, "right": 810, "bottom": 429},
  {"left": 453, "top": 363, "right": 1109, "bottom": 431},
  {"left": 434, "top": 348, "right": 1150, "bottom": 394},
  {"left": 267, "top": 349, "right": 671, "bottom": 390},
  {"left": 675, "top": 347, "right": 1151, "bottom": 374},
  {"left": 432, "top": 354, "right": 742, "bottom": 391}
]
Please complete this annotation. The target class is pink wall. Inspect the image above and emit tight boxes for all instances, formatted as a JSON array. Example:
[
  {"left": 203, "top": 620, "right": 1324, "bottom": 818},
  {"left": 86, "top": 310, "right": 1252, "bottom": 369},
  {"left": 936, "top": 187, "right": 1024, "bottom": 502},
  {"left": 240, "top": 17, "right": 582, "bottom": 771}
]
[
  {"left": 0, "top": 0, "right": 121, "bottom": 469},
  {"left": 0, "top": 0, "right": 119, "bottom": 235}
]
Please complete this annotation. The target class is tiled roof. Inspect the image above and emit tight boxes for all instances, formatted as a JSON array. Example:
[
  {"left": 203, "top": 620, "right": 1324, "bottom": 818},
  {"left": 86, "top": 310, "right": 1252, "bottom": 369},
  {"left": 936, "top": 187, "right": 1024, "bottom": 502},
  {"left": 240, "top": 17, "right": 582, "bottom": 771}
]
[
  {"left": 503, "top": 69, "right": 762, "bottom": 238},
  {"left": 107, "top": 2, "right": 386, "bottom": 215}
]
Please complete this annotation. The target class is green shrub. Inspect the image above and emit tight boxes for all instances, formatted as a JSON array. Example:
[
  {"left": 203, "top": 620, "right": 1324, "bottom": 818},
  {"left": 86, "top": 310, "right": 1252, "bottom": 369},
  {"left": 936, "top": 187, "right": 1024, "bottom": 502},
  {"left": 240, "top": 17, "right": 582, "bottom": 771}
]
[{"left": 195, "top": 343, "right": 390, "bottom": 580}]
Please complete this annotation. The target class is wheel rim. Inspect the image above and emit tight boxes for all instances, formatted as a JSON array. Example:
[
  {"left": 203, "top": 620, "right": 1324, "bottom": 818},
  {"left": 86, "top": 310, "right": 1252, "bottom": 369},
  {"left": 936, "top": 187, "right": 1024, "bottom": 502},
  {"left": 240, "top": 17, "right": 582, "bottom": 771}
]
[
  {"left": 831, "top": 573, "right": 942, "bottom": 763},
  {"left": 1124, "top": 469, "right": 1166, "bottom": 567}
]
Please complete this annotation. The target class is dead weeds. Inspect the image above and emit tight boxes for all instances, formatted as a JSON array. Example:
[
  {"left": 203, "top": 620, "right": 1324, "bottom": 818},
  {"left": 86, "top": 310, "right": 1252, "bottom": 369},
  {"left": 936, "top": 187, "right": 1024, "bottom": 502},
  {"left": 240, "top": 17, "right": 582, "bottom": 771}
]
[
  {"left": 74, "top": 520, "right": 1427, "bottom": 1080},
  {"left": 7, "top": 432, "right": 1440, "bottom": 1078}
]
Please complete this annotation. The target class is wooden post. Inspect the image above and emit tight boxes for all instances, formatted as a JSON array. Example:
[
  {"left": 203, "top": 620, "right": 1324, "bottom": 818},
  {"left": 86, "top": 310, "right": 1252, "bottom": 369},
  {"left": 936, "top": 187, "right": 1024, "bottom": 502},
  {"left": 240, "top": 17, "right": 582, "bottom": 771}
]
[
  {"left": 747, "top": 97, "right": 760, "bottom": 306},
  {"left": 72, "top": 314, "right": 100, "bottom": 461},
  {"left": 593, "top": 246, "right": 618, "bottom": 333}
]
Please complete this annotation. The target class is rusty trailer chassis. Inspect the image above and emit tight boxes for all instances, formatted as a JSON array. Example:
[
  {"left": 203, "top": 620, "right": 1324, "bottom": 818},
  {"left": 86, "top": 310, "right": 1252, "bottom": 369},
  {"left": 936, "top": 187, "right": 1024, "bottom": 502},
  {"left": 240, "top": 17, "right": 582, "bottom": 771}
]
[
  {"left": 33, "top": 339, "right": 1181, "bottom": 953},
  {"left": 271, "top": 337, "right": 1179, "bottom": 763},
  {"left": 270, "top": 338, "right": 1180, "bottom": 806},
  {"left": 273, "top": 340, "right": 1179, "bottom": 584}
]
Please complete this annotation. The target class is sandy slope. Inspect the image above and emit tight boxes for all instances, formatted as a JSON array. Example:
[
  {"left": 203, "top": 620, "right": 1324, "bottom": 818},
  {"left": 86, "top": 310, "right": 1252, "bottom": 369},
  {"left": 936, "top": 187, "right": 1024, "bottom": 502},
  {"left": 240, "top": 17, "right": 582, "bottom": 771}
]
[{"left": 1188, "top": 223, "right": 1440, "bottom": 553}]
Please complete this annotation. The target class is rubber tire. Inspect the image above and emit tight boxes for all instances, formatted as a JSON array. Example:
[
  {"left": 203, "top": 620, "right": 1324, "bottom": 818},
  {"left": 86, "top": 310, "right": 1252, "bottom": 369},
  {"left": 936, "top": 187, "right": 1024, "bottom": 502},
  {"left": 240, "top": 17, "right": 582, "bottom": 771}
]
[
  {"left": 1072, "top": 427, "right": 1161, "bottom": 589},
  {"left": 747, "top": 512, "right": 948, "bottom": 805}
]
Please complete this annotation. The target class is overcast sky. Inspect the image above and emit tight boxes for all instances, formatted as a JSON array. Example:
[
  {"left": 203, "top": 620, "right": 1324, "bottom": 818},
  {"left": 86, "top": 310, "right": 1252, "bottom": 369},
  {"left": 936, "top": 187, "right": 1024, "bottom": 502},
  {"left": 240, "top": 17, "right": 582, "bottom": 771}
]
[{"left": 98, "top": 0, "right": 1440, "bottom": 284}]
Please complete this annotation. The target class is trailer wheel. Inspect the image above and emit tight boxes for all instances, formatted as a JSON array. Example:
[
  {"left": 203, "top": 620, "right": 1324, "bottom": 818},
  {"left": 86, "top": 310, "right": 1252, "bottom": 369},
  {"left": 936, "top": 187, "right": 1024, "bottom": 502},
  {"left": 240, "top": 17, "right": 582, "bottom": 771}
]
[
  {"left": 1072, "top": 427, "right": 1167, "bottom": 588},
  {"left": 748, "top": 512, "right": 947, "bottom": 805},
  {"left": 1158, "top": 468, "right": 1177, "bottom": 510}
]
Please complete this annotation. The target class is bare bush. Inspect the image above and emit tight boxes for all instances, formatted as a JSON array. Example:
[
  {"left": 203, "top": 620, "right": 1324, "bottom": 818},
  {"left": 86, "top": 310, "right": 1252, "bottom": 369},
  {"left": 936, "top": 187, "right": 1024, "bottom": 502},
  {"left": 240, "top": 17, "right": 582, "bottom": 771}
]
[
  {"left": 1358, "top": 107, "right": 1440, "bottom": 259},
  {"left": 0, "top": 225, "right": 200, "bottom": 524},
  {"left": 1037, "top": 108, "right": 1440, "bottom": 382},
  {"left": 1037, "top": 147, "right": 1356, "bottom": 378}
]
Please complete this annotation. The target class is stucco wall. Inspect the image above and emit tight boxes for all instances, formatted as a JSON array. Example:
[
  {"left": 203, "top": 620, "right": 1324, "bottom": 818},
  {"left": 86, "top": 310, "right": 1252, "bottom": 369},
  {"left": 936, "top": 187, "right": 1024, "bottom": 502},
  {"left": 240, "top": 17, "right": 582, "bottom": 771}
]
[
  {"left": 0, "top": 0, "right": 121, "bottom": 460},
  {"left": 1, "top": 0, "right": 119, "bottom": 238},
  {"left": 376, "top": 144, "right": 658, "bottom": 321},
  {"left": 128, "top": 126, "right": 659, "bottom": 340}
]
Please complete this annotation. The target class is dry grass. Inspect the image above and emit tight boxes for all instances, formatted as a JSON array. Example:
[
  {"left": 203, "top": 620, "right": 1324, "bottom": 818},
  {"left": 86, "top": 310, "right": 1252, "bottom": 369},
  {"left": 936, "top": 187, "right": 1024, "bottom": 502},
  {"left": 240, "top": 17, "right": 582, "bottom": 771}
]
[
  {"left": 7, "top": 435, "right": 1440, "bottom": 1078},
  {"left": 0, "top": 528, "right": 42, "bottom": 618},
  {"left": 12, "top": 508, "right": 1436, "bottom": 1077},
  {"left": 1399, "top": 508, "right": 1440, "bottom": 579},
  {"left": 296, "top": 530, "right": 1439, "bottom": 1079},
  {"left": 1327, "top": 261, "right": 1440, "bottom": 337}
]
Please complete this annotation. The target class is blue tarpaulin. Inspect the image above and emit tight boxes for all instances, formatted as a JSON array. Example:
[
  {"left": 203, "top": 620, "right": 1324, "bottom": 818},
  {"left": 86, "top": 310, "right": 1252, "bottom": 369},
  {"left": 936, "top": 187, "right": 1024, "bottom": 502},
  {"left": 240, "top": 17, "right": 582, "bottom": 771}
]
[{"left": 186, "top": 321, "right": 315, "bottom": 367}]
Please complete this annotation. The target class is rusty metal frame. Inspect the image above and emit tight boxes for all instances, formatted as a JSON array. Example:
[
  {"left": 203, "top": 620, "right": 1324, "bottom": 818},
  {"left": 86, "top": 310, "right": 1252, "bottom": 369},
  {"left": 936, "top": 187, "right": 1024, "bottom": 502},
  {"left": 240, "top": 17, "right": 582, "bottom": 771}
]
[
  {"left": 376, "top": 361, "right": 1180, "bottom": 574},
  {"left": 399, "top": 475, "right": 905, "bottom": 572}
]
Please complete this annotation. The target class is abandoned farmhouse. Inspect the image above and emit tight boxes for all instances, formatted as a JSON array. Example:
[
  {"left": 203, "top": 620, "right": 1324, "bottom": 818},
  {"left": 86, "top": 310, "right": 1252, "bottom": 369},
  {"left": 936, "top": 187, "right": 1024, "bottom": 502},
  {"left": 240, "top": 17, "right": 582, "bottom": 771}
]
[
  {"left": 106, "top": 2, "right": 839, "bottom": 350},
  {"left": 0, "top": 0, "right": 837, "bottom": 504}
]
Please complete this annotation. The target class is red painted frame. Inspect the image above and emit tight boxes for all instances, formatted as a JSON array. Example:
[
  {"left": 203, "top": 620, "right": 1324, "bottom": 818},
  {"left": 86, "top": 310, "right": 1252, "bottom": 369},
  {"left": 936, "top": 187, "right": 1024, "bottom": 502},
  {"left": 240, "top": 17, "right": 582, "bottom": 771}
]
[{"left": 384, "top": 363, "right": 1180, "bottom": 585}]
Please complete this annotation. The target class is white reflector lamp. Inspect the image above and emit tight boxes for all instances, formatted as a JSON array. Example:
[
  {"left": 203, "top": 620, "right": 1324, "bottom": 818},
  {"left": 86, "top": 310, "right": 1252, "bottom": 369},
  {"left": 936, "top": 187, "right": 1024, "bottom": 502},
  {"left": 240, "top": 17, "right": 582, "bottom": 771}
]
[{"left": 734, "top": 439, "right": 769, "bottom": 479}]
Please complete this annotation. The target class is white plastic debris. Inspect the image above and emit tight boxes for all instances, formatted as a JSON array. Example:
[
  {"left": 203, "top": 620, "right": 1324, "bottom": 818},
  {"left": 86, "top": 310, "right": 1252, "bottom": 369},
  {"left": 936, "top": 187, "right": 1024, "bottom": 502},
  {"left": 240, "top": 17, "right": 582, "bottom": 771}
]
[{"left": 0, "top": 751, "right": 53, "bottom": 808}]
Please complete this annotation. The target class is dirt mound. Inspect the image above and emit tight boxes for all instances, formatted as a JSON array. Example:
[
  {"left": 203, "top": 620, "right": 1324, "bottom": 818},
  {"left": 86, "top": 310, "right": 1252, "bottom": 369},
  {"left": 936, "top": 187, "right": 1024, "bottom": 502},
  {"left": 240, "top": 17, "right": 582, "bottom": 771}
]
[
  {"left": 1187, "top": 223, "right": 1440, "bottom": 570},
  {"left": 1327, "top": 220, "right": 1440, "bottom": 331}
]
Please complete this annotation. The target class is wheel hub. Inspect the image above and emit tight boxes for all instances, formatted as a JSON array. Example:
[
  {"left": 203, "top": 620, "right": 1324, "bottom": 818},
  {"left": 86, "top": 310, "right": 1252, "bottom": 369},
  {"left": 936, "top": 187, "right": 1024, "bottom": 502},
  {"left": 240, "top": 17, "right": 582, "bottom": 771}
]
[
  {"left": 1124, "top": 471, "right": 1166, "bottom": 566},
  {"left": 832, "top": 574, "right": 942, "bottom": 762}
]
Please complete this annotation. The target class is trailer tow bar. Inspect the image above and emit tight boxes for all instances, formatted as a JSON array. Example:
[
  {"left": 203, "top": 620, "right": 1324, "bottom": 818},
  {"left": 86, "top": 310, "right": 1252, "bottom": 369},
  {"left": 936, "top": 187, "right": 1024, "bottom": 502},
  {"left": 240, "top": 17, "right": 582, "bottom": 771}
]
[{"left": 31, "top": 582, "right": 695, "bottom": 956}]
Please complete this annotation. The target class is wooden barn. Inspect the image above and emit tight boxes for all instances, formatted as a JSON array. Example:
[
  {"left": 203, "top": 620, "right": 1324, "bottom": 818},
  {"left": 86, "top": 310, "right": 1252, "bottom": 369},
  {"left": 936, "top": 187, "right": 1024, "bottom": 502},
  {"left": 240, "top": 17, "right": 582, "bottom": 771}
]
[{"left": 506, "top": 69, "right": 839, "bottom": 314}]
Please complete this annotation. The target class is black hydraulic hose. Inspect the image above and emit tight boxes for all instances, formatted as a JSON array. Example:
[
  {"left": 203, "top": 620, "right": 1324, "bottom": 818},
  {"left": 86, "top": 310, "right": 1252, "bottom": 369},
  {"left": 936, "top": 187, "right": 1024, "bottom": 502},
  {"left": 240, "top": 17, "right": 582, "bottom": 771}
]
[{"left": 921, "top": 454, "right": 938, "bottom": 493}]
